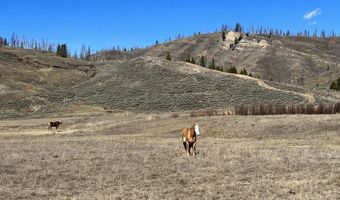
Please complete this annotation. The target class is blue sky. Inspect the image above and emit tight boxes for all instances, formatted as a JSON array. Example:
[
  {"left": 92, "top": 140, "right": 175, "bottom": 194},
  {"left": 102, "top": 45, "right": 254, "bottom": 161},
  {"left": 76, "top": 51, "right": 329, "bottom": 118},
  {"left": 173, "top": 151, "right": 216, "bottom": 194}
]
[{"left": 1, "top": 0, "right": 339, "bottom": 52}]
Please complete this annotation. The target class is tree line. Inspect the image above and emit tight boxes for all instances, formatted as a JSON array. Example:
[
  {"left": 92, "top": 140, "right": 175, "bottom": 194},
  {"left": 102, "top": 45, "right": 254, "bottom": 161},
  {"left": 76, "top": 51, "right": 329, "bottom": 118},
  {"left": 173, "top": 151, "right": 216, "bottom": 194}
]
[
  {"left": 0, "top": 33, "right": 93, "bottom": 60},
  {"left": 221, "top": 22, "right": 339, "bottom": 40}
]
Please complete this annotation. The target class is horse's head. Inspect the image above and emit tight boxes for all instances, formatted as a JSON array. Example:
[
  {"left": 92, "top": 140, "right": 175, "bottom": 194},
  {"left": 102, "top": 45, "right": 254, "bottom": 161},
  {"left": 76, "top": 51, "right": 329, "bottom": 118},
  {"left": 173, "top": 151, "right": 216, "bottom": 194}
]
[{"left": 192, "top": 123, "right": 200, "bottom": 136}]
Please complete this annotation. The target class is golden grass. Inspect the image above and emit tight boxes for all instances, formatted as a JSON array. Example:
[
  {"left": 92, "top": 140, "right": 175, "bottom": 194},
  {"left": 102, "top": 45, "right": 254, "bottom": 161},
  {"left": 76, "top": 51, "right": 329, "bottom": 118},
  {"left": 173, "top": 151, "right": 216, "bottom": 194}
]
[{"left": 0, "top": 114, "right": 339, "bottom": 199}]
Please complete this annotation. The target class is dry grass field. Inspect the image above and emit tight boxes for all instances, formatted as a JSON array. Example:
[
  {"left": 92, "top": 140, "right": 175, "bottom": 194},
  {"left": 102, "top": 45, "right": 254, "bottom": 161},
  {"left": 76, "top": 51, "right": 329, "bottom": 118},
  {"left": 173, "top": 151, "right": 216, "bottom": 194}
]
[{"left": 0, "top": 112, "right": 339, "bottom": 199}]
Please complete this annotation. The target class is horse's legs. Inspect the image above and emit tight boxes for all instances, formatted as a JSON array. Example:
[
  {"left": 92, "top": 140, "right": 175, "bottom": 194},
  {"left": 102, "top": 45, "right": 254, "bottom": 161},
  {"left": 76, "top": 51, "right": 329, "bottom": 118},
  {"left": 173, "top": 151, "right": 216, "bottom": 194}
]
[
  {"left": 186, "top": 142, "right": 190, "bottom": 157},
  {"left": 192, "top": 142, "right": 197, "bottom": 156}
]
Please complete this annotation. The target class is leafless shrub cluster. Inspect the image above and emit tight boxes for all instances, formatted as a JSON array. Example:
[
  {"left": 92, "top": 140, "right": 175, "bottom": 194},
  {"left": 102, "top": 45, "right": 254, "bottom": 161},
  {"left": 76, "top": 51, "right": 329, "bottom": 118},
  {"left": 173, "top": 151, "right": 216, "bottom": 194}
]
[
  {"left": 190, "top": 108, "right": 218, "bottom": 117},
  {"left": 235, "top": 102, "right": 340, "bottom": 115}
]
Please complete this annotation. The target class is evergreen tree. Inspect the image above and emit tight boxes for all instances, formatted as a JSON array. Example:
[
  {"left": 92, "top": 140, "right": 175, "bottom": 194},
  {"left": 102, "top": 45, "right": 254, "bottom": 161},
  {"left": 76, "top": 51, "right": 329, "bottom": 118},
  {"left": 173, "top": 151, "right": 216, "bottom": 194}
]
[
  {"left": 227, "top": 66, "right": 237, "bottom": 74},
  {"left": 56, "top": 44, "right": 61, "bottom": 55},
  {"left": 185, "top": 54, "right": 191, "bottom": 63},
  {"left": 4, "top": 38, "right": 8, "bottom": 46},
  {"left": 337, "top": 77, "right": 340, "bottom": 87},
  {"left": 208, "top": 58, "right": 216, "bottom": 69},
  {"left": 190, "top": 57, "right": 196, "bottom": 64},
  {"left": 0, "top": 37, "right": 3, "bottom": 47},
  {"left": 330, "top": 81, "right": 338, "bottom": 90},
  {"left": 221, "top": 31, "right": 226, "bottom": 41},
  {"left": 235, "top": 23, "right": 242, "bottom": 33},
  {"left": 199, "top": 55, "right": 206, "bottom": 67},
  {"left": 249, "top": 72, "right": 253, "bottom": 77},
  {"left": 56, "top": 44, "right": 68, "bottom": 57},
  {"left": 216, "top": 66, "right": 223, "bottom": 72},
  {"left": 240, "top": 68, "right": 248, "bottom": 75}
]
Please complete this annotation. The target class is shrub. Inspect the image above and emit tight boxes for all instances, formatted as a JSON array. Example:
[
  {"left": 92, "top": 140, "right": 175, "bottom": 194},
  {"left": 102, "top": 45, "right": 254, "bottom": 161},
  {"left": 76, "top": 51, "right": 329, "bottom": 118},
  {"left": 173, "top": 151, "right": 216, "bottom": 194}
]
[
  {"left": 234, "top": 103, "right": 340, "bottom": 115},
  {"left": 171, "top": 113, "right": 180, "bottom": 118},
  {"left": 227, "top": 66, "right": 238, "bottom": 74},
  {"left": 166, "top": 52, "right": 172, "bottom": 61},
  {"left": 329, "top": 78, "right": 340, "bottom": 91},
  {"left": 240, "top": 68, "right": 248, "bottom": 75}
]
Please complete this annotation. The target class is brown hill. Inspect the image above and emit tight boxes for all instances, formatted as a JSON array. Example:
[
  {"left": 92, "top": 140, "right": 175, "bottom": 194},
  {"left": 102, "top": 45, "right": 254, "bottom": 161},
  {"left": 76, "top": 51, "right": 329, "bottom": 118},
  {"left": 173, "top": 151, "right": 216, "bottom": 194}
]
[
  {"left": 1, "top": 36, "right": 339, "bottom": 119},
  {"left": 96, "top": 31, "right": 340, "bottom": 88}
]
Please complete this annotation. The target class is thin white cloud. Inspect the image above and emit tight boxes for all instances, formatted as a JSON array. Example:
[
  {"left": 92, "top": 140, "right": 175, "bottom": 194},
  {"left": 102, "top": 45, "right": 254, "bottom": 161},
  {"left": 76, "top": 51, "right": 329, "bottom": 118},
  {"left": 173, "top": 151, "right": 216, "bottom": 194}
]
[{"left": 304, "top": 8, "right": 322, "bottom": 20}]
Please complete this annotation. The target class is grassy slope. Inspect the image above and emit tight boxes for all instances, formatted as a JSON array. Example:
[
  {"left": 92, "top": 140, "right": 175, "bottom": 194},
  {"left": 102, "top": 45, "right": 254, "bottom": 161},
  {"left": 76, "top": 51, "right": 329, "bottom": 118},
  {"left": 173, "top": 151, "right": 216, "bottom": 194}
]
[
  {"left": 0, "top": 46, "right": 337, "bottom": 119},
  {"left": 72, "top": 56, "right": 313, "bottom": 113},
  {"left": 0, "top": 47, "right": 96, "bottom": 119}
]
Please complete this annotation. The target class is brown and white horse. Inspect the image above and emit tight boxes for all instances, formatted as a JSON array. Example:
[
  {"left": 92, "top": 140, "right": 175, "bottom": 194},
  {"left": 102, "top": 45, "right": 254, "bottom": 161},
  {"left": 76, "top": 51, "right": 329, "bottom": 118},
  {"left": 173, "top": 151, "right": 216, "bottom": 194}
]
[
  {"left": 181, "top": 123, "right": 201, "bottom": 157},
  {"left": 48, "top": 121, "right": 63, "bottom": 131}
]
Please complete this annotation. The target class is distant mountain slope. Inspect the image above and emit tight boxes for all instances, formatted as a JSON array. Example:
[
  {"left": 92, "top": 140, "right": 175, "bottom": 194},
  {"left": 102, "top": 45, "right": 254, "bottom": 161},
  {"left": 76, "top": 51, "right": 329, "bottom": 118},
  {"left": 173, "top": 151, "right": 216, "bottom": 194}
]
[{"left": 96, "top": 32, "right": 340, "bottom": 88}]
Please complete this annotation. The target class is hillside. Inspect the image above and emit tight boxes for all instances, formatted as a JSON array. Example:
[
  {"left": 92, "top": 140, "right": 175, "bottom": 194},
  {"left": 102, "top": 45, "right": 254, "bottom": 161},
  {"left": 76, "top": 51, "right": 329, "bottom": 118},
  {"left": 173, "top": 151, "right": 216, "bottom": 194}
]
[
  {"left": 1, "top": 42, "right": 339, "bottom": 119},
  {"left": 72, "top": 56, "right": 315, "bottom": 111},
  {"left": 96, "top": 32, "right": 340, "bottom": 88},
  {"left": 0, "top": 47, "right": 96, "bottom": 119}
]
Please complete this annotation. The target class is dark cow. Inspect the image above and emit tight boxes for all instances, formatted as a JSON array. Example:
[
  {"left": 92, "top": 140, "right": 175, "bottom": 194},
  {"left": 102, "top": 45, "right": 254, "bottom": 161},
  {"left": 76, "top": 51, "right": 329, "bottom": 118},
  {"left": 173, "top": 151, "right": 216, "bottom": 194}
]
[
  {"left": 181, "top": 123, "right": 201, "bottom": 157},
  {"left": 48, "top": 121, "right": 63, "bottom": 131}
]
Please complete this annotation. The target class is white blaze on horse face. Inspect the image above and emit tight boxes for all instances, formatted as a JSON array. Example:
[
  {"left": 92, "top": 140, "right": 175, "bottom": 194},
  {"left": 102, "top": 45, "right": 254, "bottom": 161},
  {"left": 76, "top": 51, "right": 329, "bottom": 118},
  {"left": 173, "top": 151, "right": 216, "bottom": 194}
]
[{"left": 195, "top": 124, "right": 200, "bottom": 135}]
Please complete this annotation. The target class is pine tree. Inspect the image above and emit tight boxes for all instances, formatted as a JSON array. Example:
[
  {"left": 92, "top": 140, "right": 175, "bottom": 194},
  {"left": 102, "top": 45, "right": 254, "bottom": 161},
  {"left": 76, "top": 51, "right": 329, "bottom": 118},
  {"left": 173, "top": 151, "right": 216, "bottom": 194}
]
[
  {"left": 330, "top": 81, "right": 338, "bottom": 90},
  {"left": 190, "top": 57, "right": 196, "bottom": 64},
  {"left": 185, "top": 55, "right": 191, "bottom": 63},
  {"left": 221, "top": 31, "right": 226, "bottom": 41},
  {"left": 56, "top": 44, "right": 68, "bottom": 58},
  {"left": 208, "top": 58, "right": 216, "bottom": 69},
  {"left": 56, "top": 44, "right": 61, "bottom": 55},
  {"left": 199, "top": 55, "right": 206, "bottom": 67},
  {"left": 227, "top": 66, "right": 237, "bottom": 74},
  {"left": 240, "top": 68, "right": 248, "bottom": 75},
  {"left": 0, "top": 37, "right": 3, "bottom": 47},
  {"left": 235, "top": 23, "right": 242, "bottom": 33},
  {"left": 337, "top": 78, "right": 340, "bottom": 88},
  {"left": 216, "top": 66, "right": 223, "bottom": 72}
]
